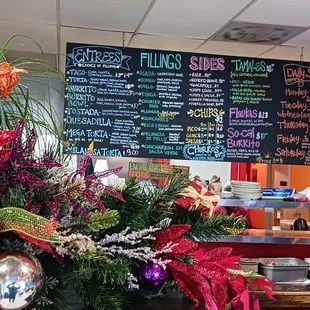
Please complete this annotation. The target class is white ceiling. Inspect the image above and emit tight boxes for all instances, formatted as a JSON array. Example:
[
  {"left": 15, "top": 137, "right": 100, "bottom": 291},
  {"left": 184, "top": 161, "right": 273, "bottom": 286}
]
[
  {"left": 1, "top": 0, "right": 310, "bottom": 63},
  {"left": 139, "top": 0, "right": 252, "bottom": 39},
  {"left": 60, "top": 0, "right": 153, "bottom": 32}
]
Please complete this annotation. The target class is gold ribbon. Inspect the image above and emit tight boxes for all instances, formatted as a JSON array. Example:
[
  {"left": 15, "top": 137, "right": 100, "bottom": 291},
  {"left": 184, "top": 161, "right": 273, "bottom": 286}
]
[
  {"left": 179, "top": 186, "right": 221, "bottom": 216},
  {"left": 227, "top": 268, "right": 263, "bottom": 279},
  {"left": 0, "top": 207, "right": 59, "bottom": 243}
]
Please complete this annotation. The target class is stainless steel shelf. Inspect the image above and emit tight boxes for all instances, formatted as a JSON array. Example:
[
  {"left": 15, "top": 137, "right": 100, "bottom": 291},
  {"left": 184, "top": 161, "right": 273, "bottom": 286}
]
[
  {"left": 216, "top": 229, "right": 310, "bottom": 245},
  {"left": 216, "top": 235, "right": 310, "bottom": 245},
  {"left": 218, "top": 199, "right": 310, "bottom": 209}
]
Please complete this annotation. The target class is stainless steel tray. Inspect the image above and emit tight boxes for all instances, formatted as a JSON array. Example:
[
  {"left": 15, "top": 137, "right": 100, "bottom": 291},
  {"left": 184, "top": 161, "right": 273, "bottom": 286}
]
[{"left": 258, "top": 258, "right": 308, "bottom": 282}]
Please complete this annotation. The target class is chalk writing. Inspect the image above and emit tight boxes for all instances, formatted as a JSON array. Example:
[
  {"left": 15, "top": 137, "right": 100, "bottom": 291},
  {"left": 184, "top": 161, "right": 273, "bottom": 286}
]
[
  {"left": 187, "top": 108, "right": 225, "bottom": 118},
  {"left": 189, "top": 57, "right": 225, "bottom": 71},
  {"left": 66, "top": 46, "right": 132, "bottom": 70},
  {"left": 183, "top": 144, "right": 226, "bottom": 161},
  {"left": 63, "top": 43, "right": 310, "bottom": 165},
  {"left": 283, "top": 64, "right": 310, "bottom": 86},
  {"left": 285, "top": 88, "right": 309, "bottom": 98},
  {"left": 231, "top": 59, "right": 272, "bottom": 73},
  {"left": 140, "top": 52, "right": 182, "bottom": 70},
  {"left": 128, "top": 162, "right": 189, "bottom": 180}
]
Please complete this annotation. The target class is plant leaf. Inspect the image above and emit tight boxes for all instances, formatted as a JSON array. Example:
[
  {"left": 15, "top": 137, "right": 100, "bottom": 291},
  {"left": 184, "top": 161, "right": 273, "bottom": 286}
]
[
  {"left": 168, "top": 260, "right": 218, "bottom": 310},
  {"left": 155, "top": 224, "right": 192, "bottom": 243},
  {"left": 201, "top": 247, "right": 232, "bottom": 262},
  {"left": 195, "top": 261, "right": 229, "bottom": 284}
]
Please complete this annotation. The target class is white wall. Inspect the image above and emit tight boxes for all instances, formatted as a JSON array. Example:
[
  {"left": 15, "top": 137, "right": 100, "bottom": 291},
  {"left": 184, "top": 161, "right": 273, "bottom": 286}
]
[
  {"left": 95, "top": 157, "right": 150, "bottom": 179},
  {"left": 19, "top": 76, "right": 65, "bottom": 156},
  {"left": 20, "top": 75, "right": 64, "bottom": 130},
  {"left": 171, "top": 159, "right": 231, "bottom": 185},
  {"left": 90, "top": 157, "right": 231, "bottom": 185}
]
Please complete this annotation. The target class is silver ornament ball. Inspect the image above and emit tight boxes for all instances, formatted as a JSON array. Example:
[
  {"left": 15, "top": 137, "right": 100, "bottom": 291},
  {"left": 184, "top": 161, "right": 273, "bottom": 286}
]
[{"left": 0, "top": 252, "right": 44, "bottom": 310}]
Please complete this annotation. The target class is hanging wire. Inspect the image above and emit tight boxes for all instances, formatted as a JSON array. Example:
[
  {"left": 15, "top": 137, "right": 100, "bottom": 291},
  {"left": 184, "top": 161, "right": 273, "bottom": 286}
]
[
  {"left": 122, "top": 32, "right": 125, "bottom": 49},
  {"left": 300, "top": 46, "right": 304, "bottom": 63}
]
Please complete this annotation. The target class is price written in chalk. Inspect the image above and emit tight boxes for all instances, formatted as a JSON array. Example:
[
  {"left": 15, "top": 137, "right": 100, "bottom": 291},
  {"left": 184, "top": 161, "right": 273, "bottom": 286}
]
[
  {"left": 256, "top": 132, "right": 268, "bottom": 140},
  {"left": 258, "top": 111, "right": 269, "bottom": 118},
  {"left": 123, "top": 149, "right": 140, "bottom": 157},
  {"left": 115, "top": 73, "right": 134, "bottom": 78},
  {"left": 132, "top": 126, "right": 141, "bottom": 134},
  {"left": 132, "top": 103, "right": 141, "bottom": 108}
]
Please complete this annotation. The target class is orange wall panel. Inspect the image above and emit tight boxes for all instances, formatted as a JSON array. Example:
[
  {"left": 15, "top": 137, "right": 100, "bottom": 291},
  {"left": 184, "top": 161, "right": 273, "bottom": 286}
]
[
  {"left": 249, "top": 163, "right": 267, "bottom": 229},
  {"left": 252, "top": 163, "right": 268, "bottom": 187},
  {"left": 290, "top": 165, "right": 310, "bottom": 192}
]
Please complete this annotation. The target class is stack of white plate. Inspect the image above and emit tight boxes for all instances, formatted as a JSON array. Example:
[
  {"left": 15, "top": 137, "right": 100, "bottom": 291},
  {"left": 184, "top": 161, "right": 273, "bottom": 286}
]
[
  {"left": 231, "top": 181, "right": 262, "bottom": 200},
  {"left": 222, "top": 191, "right": 233, "bottom": 199}
]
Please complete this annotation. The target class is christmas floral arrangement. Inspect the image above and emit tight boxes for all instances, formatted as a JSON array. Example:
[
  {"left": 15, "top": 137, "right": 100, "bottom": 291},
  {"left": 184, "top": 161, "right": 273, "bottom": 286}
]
[{"left": 0, "top": 44, "right": 274, "bottom": 310}]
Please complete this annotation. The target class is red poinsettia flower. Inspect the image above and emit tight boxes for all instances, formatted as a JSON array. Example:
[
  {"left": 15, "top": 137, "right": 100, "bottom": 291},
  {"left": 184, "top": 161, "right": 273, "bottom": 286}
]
[
  {"left": 155, "top": 225, "right": 217, "bottom": 309},
  {"left": 0, "top": 129, "right": 14, "bottom": 147},
  {"left": 154, "top": 227, "right": 274, "bottom": 310},
  {"left": 155, "top": 226, "right": 227, "bottom": 309},
  {"left": 225, "top": 260, "right": 275, "bottom": 310}
]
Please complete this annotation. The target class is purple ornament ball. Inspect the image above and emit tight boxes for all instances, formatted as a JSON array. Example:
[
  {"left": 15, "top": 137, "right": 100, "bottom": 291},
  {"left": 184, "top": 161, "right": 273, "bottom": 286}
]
[{"left": 139, "top": 262, "right": 168, "bottom": 288}]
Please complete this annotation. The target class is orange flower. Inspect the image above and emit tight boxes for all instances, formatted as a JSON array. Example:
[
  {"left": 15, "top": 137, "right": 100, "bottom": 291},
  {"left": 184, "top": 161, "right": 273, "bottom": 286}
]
[{"left": 0, "top": 62, "right": 27, "bottom": 98}]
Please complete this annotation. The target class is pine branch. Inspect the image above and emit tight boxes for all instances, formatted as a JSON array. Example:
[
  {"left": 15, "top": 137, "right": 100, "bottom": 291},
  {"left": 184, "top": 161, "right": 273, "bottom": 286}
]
[
  {"left": 77, "top": 286, "right": 124, "bottom": 310},
  {"left": 0, "top": 185, "right": 29, "bottom": 208},
  {"left": 34, "top": 285, "right": 73, "bottom": 310},
  {"left": 61, "top": 257, "right": 131, "bottom": 310},
  {"left": 102, "top": 178, "right": 151, "bottom": 231},
  {"left": 0, "top": 235, "right": 25, "bottom": 251},
  {"left": 102, "top": 176, "right": 189, "bottom": 233},
  {"left": 169, "top": 207, "right": 246, "bottom": 241},
  {"left": 88, "top": 209, "right": 119, "bottom": 232},
  {"left": 149, "top": 175, "right": 189, "bottom": 217}
]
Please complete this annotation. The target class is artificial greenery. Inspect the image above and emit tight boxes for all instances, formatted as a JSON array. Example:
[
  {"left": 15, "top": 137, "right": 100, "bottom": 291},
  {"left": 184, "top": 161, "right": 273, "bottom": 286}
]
[
  {"left": 0, "top": 169, "right": 246, "bottom": 310},
  {"left": 104, "top": 177, "right": 246, "bottom": 239},
  {"left": 55, "top": 176, "right": 246, "bottom": 310}
]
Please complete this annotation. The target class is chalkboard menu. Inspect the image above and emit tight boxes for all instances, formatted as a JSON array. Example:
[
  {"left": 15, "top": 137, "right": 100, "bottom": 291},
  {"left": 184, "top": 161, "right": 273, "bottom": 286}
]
[
  {"left": 64, "top": 43, "right": 310, "bottom": 165},
  {"left": 128, "top": 162, "right": 189, "bottom": 180}
]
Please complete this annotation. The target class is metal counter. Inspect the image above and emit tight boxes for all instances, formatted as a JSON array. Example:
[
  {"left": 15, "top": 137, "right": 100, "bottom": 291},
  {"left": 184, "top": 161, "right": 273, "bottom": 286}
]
[
  {"left": 217, "top": 229, "right": 310, "bottom": 245},
  {"left": 218, "top": 199, "right": 310, "bottom": 209}
]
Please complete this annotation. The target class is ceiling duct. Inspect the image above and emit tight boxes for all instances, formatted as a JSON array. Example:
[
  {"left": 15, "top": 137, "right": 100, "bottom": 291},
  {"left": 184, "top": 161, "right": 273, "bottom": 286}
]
[{"left": 212, "top": 21, "right": 307, "bottom": 45}]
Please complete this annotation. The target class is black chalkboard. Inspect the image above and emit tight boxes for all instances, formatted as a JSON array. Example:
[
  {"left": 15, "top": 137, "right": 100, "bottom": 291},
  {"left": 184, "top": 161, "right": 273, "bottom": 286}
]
[{"left": 64, "top": 43, "right": 310, "bottom": 165}]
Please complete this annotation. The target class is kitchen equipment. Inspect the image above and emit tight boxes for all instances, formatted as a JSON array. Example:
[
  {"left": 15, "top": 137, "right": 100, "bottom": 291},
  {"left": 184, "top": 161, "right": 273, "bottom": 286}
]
[
  {"left": 293, "top": 218, "right": 309, "bottom": 231},
  {"left": 304, "top": 258, "right": 310, "bottom": 279},
  {"left": 222, "top": 191, "right": 233, "bottom": 199},
  {"left": 259, "top": 258, "right": 308, "bottom": 282},
  {"left": 239, "top": 258, "right": 259, "bottom": 272}
]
